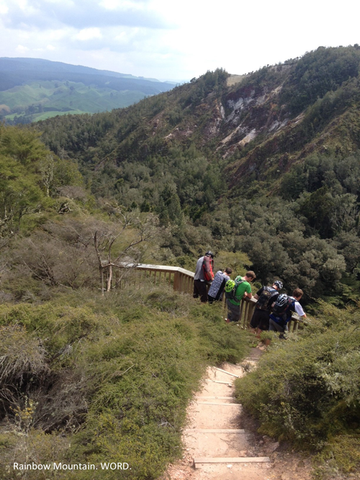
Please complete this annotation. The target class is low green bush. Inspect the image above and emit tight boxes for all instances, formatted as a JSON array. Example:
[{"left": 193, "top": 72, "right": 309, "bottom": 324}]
[
  {"left": 234, "top": 302, "right": 360, "bottom": 478},
  {"left": 236, "top": 329, "right": 360, "bottom": 445},
  {"left": 313, "top": 434, "right": 360, "bottom": 478},
  {"left": 0, "top": 284, "right": 250, "bottom": 479}
]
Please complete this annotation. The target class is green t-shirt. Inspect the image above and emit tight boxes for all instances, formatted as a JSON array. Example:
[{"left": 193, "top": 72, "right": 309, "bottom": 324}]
[{"left": 228, "top": 279, "right": 252, "bottom": 306}]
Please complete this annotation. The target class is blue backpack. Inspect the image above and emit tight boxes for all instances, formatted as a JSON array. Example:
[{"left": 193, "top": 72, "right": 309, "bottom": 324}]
[{"left": 272, "top": 294, "right": 294, "bottom": 317}]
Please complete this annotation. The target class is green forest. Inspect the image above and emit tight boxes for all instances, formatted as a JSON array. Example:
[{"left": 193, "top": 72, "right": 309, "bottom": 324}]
[{"left": 1, "top": 45, "right": 360, "bottom": 479}]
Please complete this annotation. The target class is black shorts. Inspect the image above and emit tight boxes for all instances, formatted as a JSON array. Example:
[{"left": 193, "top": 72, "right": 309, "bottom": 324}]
[
  {"left": 193, "top": 279, "right": 208, "bottom": 303},
  {"left": 250, "top": 309, "right": 270, "bottom": 330}
]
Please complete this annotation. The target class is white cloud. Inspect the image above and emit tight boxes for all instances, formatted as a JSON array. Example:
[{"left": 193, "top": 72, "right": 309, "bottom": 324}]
[
  {"left": 0, "top": 0, "right": 8, "bottom": 14},
  {"left": 75, "top": 27, "right": 102, "bottom": 41},
  {"left": 15, "top": 44, "right": 30, "bottom": 53},
  {"left": 0, "top": 0, "right": 359, "bottom": 81},
  {"left": 100, "top": 0, "right": 145, "bottom": 11}
]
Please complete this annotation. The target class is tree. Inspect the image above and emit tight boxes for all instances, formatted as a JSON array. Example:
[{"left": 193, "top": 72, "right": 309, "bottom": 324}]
[
  {"left": 157, "top": 184, "right": 183, "bottom": 226},
  {"left": 281, "top": 233, "right": 346, "bottom": 296},
  {"left": 93, "top": 207, "right": 159, "bottom": 293},
  {"left": 241, "top": 232, "right": 290, "bottom": 286},
  {"left": 0, "top": 154, "right": 45, "bottom": 235},
  {"left": 0, "top": 125, "right": 49, "bottom": 167},
  {"left": 299, "top": 187, "right": 336, "bottom": 238},
  {"left": 39, "top": 154, "right": 54, "bottom": 197},
  {"left": 333, "top": 232, "right": 360, "bottom": 274}
]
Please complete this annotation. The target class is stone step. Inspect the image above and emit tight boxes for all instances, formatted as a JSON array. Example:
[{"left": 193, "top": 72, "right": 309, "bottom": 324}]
[
  {"left": 211, "top": 366, "right": 241, "bottom": 378},
  {"left": 206, "top": 379, "right": 233, "bottom": 385},
  {"left": 195, "top": 395, "right": 238, "bottom": 405}
]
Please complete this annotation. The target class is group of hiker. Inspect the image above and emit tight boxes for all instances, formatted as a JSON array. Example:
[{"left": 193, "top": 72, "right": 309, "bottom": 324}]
[{"left": 193, "top": 251, "right": 306, "bottom": 336}]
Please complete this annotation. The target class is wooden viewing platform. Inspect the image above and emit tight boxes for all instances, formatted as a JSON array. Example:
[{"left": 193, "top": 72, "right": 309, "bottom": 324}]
[{"left": 113, "top": 262, "right": 303, "bottom": 332}]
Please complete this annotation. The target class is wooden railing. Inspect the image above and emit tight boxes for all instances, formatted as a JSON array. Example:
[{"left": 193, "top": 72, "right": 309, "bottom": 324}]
[
  {"left": 122, "top": 263, "right": 302, "bottom": 332},
  {"left": 121, "top": 263, "right": 194, "bottom": 295},
  {"left": 239, "top": 296, "right": 302, "bottom": 332}
]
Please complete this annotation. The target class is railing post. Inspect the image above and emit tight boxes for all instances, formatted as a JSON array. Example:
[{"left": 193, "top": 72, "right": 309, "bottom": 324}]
[
  {"left": 187, "top": 276, "right": 192, "bottom": 294},
  {"left": 289, "top": 317, "right": 299, "bottom": 332},
  {"left": 174, "top": 271, "right": 181, "bottom": 292},
  {"left": 239, "top": 297, "right": 256, "bottom": 329}
]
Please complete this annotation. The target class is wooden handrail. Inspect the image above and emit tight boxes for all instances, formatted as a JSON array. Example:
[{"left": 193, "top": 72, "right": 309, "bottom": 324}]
[
  {"left": 239, "top": 296, "right": 302, "bottom": 331},
  {"left": 120, "top": 262, "right": 194, "bottom": 295}
]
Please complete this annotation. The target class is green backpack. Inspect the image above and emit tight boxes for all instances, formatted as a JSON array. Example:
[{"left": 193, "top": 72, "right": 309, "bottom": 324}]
[{"left": 224, "top": 276, "right": 244, "bottom": 302}]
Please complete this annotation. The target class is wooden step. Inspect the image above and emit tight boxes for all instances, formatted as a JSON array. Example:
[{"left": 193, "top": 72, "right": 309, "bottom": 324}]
[
  {"left": 196, "top": 396, "right": 234, "bottom": 400},
  {"left": 196, "top": 401, "right": 240, "bottom": 406},
  {"left": 184, "top": 428, "right": 245, "bottom": 433},
  {"left": 206, "top": 379, "right": 232, "bottom": 385},
  {"left": 193, "top": 456, "right": 271, "bottom": 467},
  {"left": 212, "top": 367, "right": 240, "bottom": 378}
]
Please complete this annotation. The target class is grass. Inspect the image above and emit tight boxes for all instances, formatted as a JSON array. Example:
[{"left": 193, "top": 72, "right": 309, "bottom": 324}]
[
  {"left": 0, "top": 284, "right": 251, "bottom": 479},
  {"left": 0, "top": 81, "right": 147, "bottom": 124}
]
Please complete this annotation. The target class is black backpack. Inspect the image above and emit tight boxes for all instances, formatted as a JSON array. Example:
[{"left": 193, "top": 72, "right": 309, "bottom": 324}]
[{"left": 256, "top": 286, "right": 277, "bottom": 310}]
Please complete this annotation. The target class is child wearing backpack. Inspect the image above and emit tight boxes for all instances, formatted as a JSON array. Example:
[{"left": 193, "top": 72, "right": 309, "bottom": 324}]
[
  {"left": 224, "top": 271, "right": 256, "bottom": 323},
  {"left": 269, "top": 288, "right": 306, "bottom": 336}
]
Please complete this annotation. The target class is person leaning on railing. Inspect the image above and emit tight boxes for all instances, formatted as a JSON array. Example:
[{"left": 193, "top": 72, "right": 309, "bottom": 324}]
[
  {"left": 208, "top": 267, "right": 232, "bottom": 304},
  {"left": 225, "top": 271, "right": 256, "bottom": 323},
  {"left": 250, "top": 280, "right": 283, "bottom": 335},
  {"left": 269, "top": 288, "right": 306, "bottom": 338}
]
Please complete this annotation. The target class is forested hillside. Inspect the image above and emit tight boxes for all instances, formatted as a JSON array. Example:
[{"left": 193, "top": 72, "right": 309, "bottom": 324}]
[
  {"left": 1, "top": 45, "right": 360, "bottom": 480},
  {"left": 36, "top": 45, "right": 360, "bottom": 304}
]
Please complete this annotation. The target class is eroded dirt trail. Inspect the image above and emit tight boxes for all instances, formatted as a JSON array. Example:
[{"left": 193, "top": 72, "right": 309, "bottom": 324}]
[{"left": 165, "top": 347, "right": 312, "bottom": 480}]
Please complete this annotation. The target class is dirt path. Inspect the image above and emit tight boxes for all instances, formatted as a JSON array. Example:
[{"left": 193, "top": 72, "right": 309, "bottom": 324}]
[{"left": 164, "top": 347, "right": 313, "bottom": 480}]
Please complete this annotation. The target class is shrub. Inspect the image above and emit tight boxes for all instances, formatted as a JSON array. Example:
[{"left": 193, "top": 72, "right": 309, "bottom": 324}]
[
  {"left": 313, "top": 434, "right": 360, "bottom": 479},
  {"left": 234, "top": 303, "right": 360, "bottom": 478},
  {"left": 0, "top": 325, "right": 48, "bottom": 410},
  {"left": 0, "top": 285, "right": 251, "bottom": 479}
]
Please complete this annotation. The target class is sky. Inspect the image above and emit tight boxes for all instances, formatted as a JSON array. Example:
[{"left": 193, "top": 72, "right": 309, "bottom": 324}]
[{"left": 0, "top": 0, "right": 359, "bottom": 82}]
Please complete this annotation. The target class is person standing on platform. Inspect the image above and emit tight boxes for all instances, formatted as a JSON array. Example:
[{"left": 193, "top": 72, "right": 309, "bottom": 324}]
[
  {"left": 208, "top": 267, "right": 232, "bottom": 304},
  {"left": 193, "top": 251, "right": 215, "bottom": 303},
  {"left": 225, "top": 271, "right": 256, "bottom": 323}
]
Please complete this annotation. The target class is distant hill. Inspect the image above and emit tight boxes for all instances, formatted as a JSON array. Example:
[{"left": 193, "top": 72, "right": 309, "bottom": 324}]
[{"left": 0, "top": 57, "right": 176, "bottom": 124}]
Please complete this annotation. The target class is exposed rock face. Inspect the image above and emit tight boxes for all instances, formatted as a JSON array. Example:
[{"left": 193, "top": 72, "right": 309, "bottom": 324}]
[
  {"left": 159, "top": 70, "right": 293, "bottom": 167},
  {"left": 218, "top": 78, "right": 290, "bottom": 158}
]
